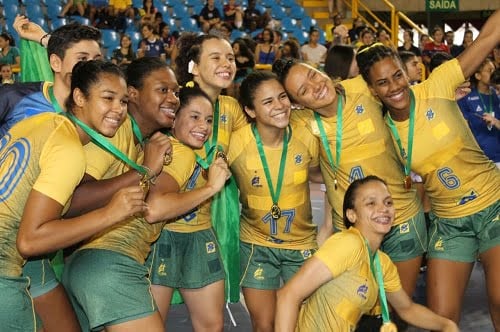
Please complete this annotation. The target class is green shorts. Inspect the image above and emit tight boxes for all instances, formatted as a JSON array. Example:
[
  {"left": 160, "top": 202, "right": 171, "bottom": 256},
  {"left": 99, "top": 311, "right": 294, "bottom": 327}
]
[
  {"left": 146, "top": 228, "right": 225, "bottom": 289},
  {"left": 239, "top": 242, "right": 316, "bottom": 290},
  {"left": 22, "top": 258, "right": 59, "bottom": 298},
  {"left": 62, "top": 249, "right": 156, "bottom": 331},
  {"left": 428, "top": 201, "right": 500, "bottom": 262},
  {"left": 380, "top": 210, "right": 428, "bottom": 262},
  {"left": 0, "top": 275, "right": 41, "bottom": 331}
]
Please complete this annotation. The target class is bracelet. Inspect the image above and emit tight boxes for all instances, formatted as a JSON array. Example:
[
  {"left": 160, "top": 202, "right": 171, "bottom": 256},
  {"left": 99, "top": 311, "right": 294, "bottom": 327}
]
[{"left": 39, "top": 33, "right": 50, "bottom": 47}]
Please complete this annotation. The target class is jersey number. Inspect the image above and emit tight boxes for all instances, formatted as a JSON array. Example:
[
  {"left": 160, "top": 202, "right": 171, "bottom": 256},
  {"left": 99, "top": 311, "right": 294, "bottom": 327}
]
[
  {"left": 0, "top": 134, "right": 31, "bottom": 202},
  {"left": 437, "top": 167, "right": 460, "bottom": 189},
  {"left": 262, "top": 209, "right": 296, "bottom": 235},
  {"left": 349, "top": 166, "right": 364, "bottom": 183}
]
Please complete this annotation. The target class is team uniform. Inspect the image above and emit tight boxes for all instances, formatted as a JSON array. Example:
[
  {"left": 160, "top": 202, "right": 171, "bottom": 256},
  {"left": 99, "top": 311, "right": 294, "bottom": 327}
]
[
  {"left": 291, "top": 75, "right": 426, "bottom": 262},
  {"left": 457, "top": 86, "right": 500, "bottom": 165},
  {"left": 0, "top": 113, "right": 86, "bottom": 331},
  {"left": 228, "top": 123, "right": 319, "bottom": 289},
  {"left": 63, "top": 136, "right": 195, "bottom": 330},
  {"left": 296, "top": 227, "right": 402, "bottom": 331},
  {"left": 147, "top": 95, "right": 247, "bottom": 289},
  {"left": 0, "top": 81, "right": 135, "bottom": 299},
  {"left": 387, "top": 59, "right": 500, "bottom": 262}
]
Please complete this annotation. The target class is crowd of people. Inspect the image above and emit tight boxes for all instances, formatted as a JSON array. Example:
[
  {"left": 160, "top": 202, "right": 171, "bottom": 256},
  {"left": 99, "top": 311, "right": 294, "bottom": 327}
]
[{"left": 0, "top": 1, "right": 499, "bottom": 331}]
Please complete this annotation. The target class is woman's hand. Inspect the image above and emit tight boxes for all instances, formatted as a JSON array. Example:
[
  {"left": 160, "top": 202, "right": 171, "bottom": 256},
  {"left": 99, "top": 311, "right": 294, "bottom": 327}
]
[{"left": 13, "top": 15, "right": 47, "bottom": 44}]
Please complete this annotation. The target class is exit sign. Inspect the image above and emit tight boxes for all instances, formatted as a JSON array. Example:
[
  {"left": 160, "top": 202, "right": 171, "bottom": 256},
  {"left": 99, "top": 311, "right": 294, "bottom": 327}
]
[{"left": 426, "top": 0, "right": 459, "bottom": 12}]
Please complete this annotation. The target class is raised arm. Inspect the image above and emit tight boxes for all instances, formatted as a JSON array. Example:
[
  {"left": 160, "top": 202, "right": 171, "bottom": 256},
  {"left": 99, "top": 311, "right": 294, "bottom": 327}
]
[
  {"left": 275, "top": 256, "right": 333, "bottom": 332},
  {"left": 458, "top": 9, "right": 500, "bottom": 79},
  {"left": 387, "top": 289, "right": 458, "bottom": 332}
]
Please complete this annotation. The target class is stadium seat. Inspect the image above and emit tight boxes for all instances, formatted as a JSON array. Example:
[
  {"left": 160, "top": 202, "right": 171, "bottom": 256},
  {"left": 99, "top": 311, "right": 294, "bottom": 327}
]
[
  {"left": 280, "top": 17, "right": 297, "bottom": 33},
  {"left": 25, "top": 4, "right": 44, "bottom": 21},
  {"left": 230, "top": 29, "right": 247, "bottom": 42},
  {"left": 2, "top": 3, "right": 19, "bottom": 19},
  {"left": 300, "top": 16, "right": 317, "bottom": 31},
  {"left": 31, "top": 16, "right": 49, "bottom": 32},
  {"left": 289, "top": 4, "right": 306, "bottom": 20},
  {"left": 51, "top": 18, "right": 68, "bottom": 31},
  {"left": 46, "top": 3, "right": 63, "bottom": 20},
  {"left": 270, "top": 4, "right": 287, "bottom": 20},
  {"left": 179, "top": 17, "right": 199, "bottom": 32},
  {"left": 293, "top": 29, "right": 309, "bottom": 45},
  {"left": 102, "top": 29, "right": 120, "bottom": 51},
  {"left": 280, "top": 0, "right": 296, "bottom": 9},
  {"left": 69, "top": 16, "right": 91, "bottom": 26},
  {"left": 170, "top": 3, "right": 189, "bottom": 19},
  {"left": 129, "top": 31, "right": 142, "bottom": 51}
]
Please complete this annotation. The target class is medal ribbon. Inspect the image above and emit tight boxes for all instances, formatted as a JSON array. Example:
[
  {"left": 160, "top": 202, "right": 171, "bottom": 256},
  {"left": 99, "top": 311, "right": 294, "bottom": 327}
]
[
  {"left": 365, "top": 240, "right": 391, "bottom": 325},
  {"left": 203, "top": 98, "right": 220, "bottom": 164},
  {"left": 478, "top": 91, "right": 493, "bottom": 114},
  {"left": 385, "top": 89, "right": 416, "bottom": 178},
  {"left": 64, "top": 112, "right": 146, "bottom": 174},
  {"left": 129, "top": 114, "right": 145, "bottom": 144},
  {"left": 314, "top": 94, "right": 343, "bottom": 175},
  {"left": 251, "top": 123, "right": 290, "bottom": 212},
  {"left": 48, "top": 85, "right": 64, "bottom": 114}
]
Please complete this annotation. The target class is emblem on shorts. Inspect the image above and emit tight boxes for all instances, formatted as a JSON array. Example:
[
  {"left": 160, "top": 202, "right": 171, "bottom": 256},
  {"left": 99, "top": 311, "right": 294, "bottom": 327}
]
[
  {"left": 357, "top": 284, "right": 368, "bottom": 300},
  {"left": 426, "top": 109, "right": 435, "bottom": 120},
  {"left": 399, "top": 223, "right": 410, "bottom": 234},
  {"left": 355, "top": 104, "right": 364, "bottom": 115},
  {"left": 206, "top": 242, "right": 216, "bottom": 254},
  {"left": 434, "top": 237, "right": 444, "bottom": 251},
  {"left": 254, "top": 265, "right": 265, "bottom": 280},
  {"left": 158, "top": 261, "right": 167, "bottom": 276},
  {"left": 301, "top": 249, "right": 312, "bottom": 259},
  {"left": 251, "top": 174, "right": 262, "bottom": 187}
]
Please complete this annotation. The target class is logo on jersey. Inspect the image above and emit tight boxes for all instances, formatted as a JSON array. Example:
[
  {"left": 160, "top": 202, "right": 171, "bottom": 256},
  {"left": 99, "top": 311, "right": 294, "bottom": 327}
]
[
  {"left": 253, "top": 265, "right": 265, "bottom": 280},
  {"left": 399, "top": 222, "right": 410, "bottom": 234},
  {"left": 475, "top": 105, "right": 483, "bottom": 113},
  {"left": 355, "top": 104, "right": 364, "bottom": 115},
  {"left": 206, "top": 241, "right": 216, "bottom": 254},
  {"left": 220, "top": 114, "right": 228, "bottom": 123},
  {"left": 457, "top": 190, "right": 478, "bottom": 206},
  {"left": 401, "top": 147, "right": 407, "bottom": 160},
  {"left": 251, "top": 175, "right": 262, "bottom": 187},
  {"left": 426, "top": 109, "right": 435, "bottom": 120},
  {"left": 357, "top": 284, "right": 368, "bottom": 299},
  {"left": 434, "top": 237, "right": 444, "bottom": 251},
  {"left": 294, "top": 154, "right": 303, "bottom": 165}
]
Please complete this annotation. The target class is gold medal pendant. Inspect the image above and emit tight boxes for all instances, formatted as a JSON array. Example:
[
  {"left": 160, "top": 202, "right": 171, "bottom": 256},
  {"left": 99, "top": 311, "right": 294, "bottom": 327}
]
[
  {"left": 380, "top": 322, "right": 398, "bottom": 332},
  {"left": 403, "top": 175, "right": 412, "bottom": 190},
  {"left": 216, "top": 150, "right": 228, "bottom": 163},
  {"left": 163, "top": 153, "right": 172, "bottom": 166},
  {"left": 271, "top": 204, "right": 281, "bottom": 219},
  {"left": 139, "top": 178, "right": 150, "bottom": 196},
  {"left": 202, "top": 168, "right": 208, "bottom": 180}
]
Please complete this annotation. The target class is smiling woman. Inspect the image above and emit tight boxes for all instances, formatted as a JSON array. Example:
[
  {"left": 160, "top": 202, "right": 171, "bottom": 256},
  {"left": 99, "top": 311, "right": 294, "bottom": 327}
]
[{"left": 0, "top": 60, "right": 147, "bottom": 332}]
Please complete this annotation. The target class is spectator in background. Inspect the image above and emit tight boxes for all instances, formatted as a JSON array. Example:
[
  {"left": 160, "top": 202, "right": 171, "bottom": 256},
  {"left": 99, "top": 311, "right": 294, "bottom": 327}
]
[
  {"left": 493, "top": 44, "right": 500, "bottom": 69},
  {"left": 492, "top": 66, "right": 500, "bottom": 96},
  {"left": 422, "top": 26, "right": 449, "bottom": 70},
  {"left": 0, "top": 63, "right": 14, "bottom": 85},
  {"left": 223, "top": 0, "right": 243, "bottom": 30},
  {"left": 458, "top": 57, "right": 500, "bottom": 167},
  {"left": 88, "top": 0, "right": 109, "bottom": 27},
  {"left": 376, "top": 28, "right": 395, "bottom": 49},
  {"left": 348, "top": 17, "right": 365, "bottom": 46},
  {"left": 419, "top": 33, "right": 430, "bottom": 51},
  {"left": 255, "top": 27, "right": 280, "bottom": 65},
  {"left": 429, "top": 51, "right": 452, "bottom": 72},
  {"left": 399, "top": 50, "right": 423, "bottom": 85},
  {"left": 212, "top": 22, "right": 232, "bottom": 41},
  {"left": 452, "top": 29, "right": 474, "bottom": 58},
  {"left": 445, "top": 30, "right": 461, "bottom": 57},
  {"left": 397, "top": 29, "right": 421, "bottom": 57},
  {"left": 138, "top": 0, "right": 157, "bottom": 26},
  {"left": 324, "top": 44, "right": 358, "bottom": 81},
  {"left": 301, "top": 27, "right": 327, "bottom": 68},
  {"left": 227, "top": 38, "right": 255, "bottom": 98},
  {"left": 243, "top": 0, "right": 269, "bottom": 32},
  {"left": 111, "top": 34, "right": 135, "bottom": 66},
  {"left": 108, "top": 0, "right": 134, "bottom": 31},
  {"left": 355, "top": 28, "right": 374, "bottom": 49},
  {"left": 59, "top": 0, "right": 88, "bottom": 17},
  {"left": 198, "top": 0, "right": 222, "bottom": 34},
  {"left": 330, "top": 14, "right": 349, "bottom": 46},
  {"left": 159, "top": 22, "right": 177, "bottom": 62},
  {"left": 137, "top": 23, "right": 166, "bottom": 61},
  {"left": 327, "top": 0, "right": 344, "bottom": 18},
  {"left": 0, "top": 33, "right": 20, "bottom": 73},
  {"left": 281, "top": 39, "right": 301, "bottom": 60}
]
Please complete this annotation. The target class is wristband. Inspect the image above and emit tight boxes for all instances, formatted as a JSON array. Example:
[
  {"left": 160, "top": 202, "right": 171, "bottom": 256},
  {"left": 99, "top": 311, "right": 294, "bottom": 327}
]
[{"left": 39, "top": 33, "right": 50, "bottom": 47}]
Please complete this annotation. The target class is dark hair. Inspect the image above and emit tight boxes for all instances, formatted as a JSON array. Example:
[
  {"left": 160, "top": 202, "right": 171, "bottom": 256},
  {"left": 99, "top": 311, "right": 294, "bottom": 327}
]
[
  {"left": 343, "top": 175, "right": 387, "bottom": 229},
  {"left": 403, "top": 28, "right": 414, "bottom": 40},
  {"left": 324, "top": 45, "right": 356, "bottom": 80},
  {"left": 175, "top": 32, "right": 227, "bottom": 86},
  {"left": 471, "top": 58, "right": 495, "bottom": 88},
  {"left": 47, "top": 23, "right": 101, "bottom": 60},
  {"left": 260, "top": 28, "right": 274, "bottom": 43},
  {"left": 272, "top": 58, "right": 300, "bottom": 85},
  {"left": 491, "top": 67, "right": 500, "bottom": 85},
  {"left": 126, "top": 57, "right": 173, "bottom": 89},
  {"left": 429, "top": 51, "right": 452, "bottom": 72},
  {"left": 178, "top": 86, "right": 212, "bottom": 115},
  {"left": 65, "top": 60, "right": 125, "bottom": 112},
  {"left": 398, "top": 50, "right": 417, "bottom": 72},
  {"left": 282, "top": 39, "right": 300, "bottom": 60},
  {"left": 0, "top": 32, "right": 15, "bottom": 46},
  {"left": 239, "top": 70, "right": 279, "bottom": 111},
  {"left": 356, "top": 43, "right": 401, "bottom": 84},
  {"left": 233, "top": 38, "right": 254, "bottom": 60}
]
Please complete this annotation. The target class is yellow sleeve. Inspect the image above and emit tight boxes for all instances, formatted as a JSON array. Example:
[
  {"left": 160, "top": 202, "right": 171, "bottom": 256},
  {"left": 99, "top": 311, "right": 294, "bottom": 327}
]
[
  {"left": 161, "top": 140, "right": 197, "bottom": 188},
  {"left": 380, "top": 251, "right": 402, "bottom": 293}
]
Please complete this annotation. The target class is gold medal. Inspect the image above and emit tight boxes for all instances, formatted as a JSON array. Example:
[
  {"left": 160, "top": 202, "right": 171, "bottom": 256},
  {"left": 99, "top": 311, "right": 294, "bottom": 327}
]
[
  {"left": 403, "top": 175, "right": 412, "bottom": 190},
  {"left": 380, "top": 322, "right": 398, "bottom": 332},
  {"left": 163, "top": 153, "right": 172, "bottom": 166},
  {"left": 139, "top": 177, "right": 150, "bottom": 195},
  {"left": 270, "top": 204, "right": 281, "bottom": 219},
  {"left": 202, "top": 168, "right": 208, "bottom": 180},
  {"left": 216, "top": 150, "right": 227, "bottom": 163}
]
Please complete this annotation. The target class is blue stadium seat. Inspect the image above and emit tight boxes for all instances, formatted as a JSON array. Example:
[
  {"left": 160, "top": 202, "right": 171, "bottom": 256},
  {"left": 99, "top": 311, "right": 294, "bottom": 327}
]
[
  {"left": 102, "top": 29, "right": 120, "bottom": 51},
  {"left": 179, "top": 17, "right": 199, "bottom": 32},
  {"left": 31, "top": 16, "right": 49, "bottom": 32},
  {"left": 280, "top": 17, "right": 297, "bottom": 33},
  {"left": 230, "top": 29, "right": 247, "bottom": 42},
  {"left": 2, "top": 3, "right": 19, "bottom": 18},
  {"left": 280, "top": 0, "right": 296, "bottom": 8},
  {"left": 46, "top": 3, "right": 63, "bottom": 20},
  {"left": 300, "top": 16, "right": 317, "bottom": 31},
  {"left": 170, "top": 3, "right": 189, "bottom": 19},
  {"left": 51, "top": 18, "right": 68, "bottom": 31},
  {"left": 293, "top": 28, "right": 309, "bottom": 45},
  {"left": 270, "top": 4, "right": 287, "bottom": 20},
  {"left": 129, "top": 31, "right": 142, "bottom": 51},
  {"left": 132, "top": 0, "right": 142, "bottom": 8},
  {"left": 289, "top": 4, "right": 305, "bottom": 20},
  {"left": 25, "top": 4, "right": 44, "bottom": 21},
  {"left": 69, "top": 16, "right": 91, "bottom": 25}
]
